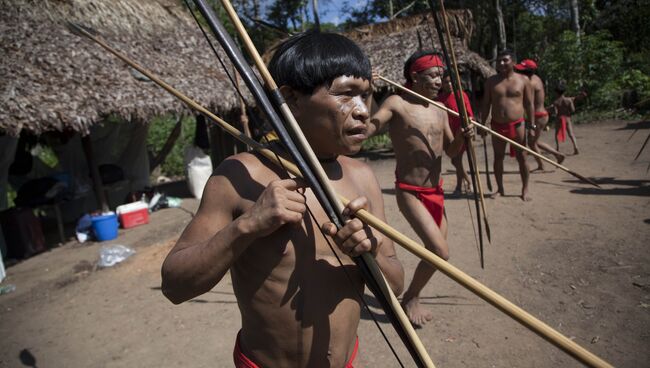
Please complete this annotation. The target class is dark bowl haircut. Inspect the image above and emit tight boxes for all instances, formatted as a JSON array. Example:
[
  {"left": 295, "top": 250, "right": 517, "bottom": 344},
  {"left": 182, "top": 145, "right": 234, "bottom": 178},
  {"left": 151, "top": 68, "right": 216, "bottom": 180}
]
[
  {"left": 497, "top": 48, "right": 516, "bottom": 61},
  {"left": 403, "top": 50, "right": 444, "bottom": 82},
  {"left": 268, "top": 30, "right": 371, "bottom": 94}
]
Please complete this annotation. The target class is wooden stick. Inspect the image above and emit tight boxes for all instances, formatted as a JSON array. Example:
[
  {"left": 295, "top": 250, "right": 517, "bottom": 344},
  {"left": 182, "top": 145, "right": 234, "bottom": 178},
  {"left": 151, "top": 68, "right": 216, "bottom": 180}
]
[
  {"left": 71, "top": 24, "right": 612, "bottom": 368},
  {"left": 434, "top": 2, "right": 491, "bottom": 255},
  {"left": 378, "top": 75, "right": 601, "bottom": 188}
]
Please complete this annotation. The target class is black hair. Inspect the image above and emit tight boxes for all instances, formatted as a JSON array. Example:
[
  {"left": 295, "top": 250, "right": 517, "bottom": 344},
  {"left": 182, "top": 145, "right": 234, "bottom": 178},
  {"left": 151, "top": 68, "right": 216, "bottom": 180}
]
[
  {"left": 515, "top": 68, "right": 534, "bottom": 76},
  {"left": 268, "top": 30, "right": 371, "bottom": 94},
  {"left": 555, "top": 82, "right": 567, "bottom": 94},
  {"left": 497, "top": 48, "right": 516, "bottom": 61},
  {"left": 403, "top": 50, "right": 444, "bottom": 83}
]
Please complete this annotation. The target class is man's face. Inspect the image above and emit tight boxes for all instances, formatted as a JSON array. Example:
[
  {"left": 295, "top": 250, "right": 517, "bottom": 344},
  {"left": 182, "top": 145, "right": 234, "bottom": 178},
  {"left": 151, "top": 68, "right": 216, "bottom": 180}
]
[
  {"left": 413, "top": 66, "right": 444, "bottom": 98},
  {"left": 441, "top": 75, "right": 452, "bottom": 94},
  {"left": 497, "top": 55, "right": 514, "bottom": 74},
  {"left": 290, "top": 76, "right": 372, "bottom": 157}
]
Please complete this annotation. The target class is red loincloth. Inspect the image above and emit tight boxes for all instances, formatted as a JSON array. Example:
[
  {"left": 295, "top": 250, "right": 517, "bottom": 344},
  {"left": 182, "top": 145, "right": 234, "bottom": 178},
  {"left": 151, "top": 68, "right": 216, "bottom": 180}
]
[
  {"left": 233, "top": 332, "right": 359, "bottom": 368},
  {"left": 556, "top": 115, "right": 568, "bottom": 142},
  {"left": 491, "top": 118, "right": 525, "bottom": 157},
  {"left": 395, "top": 180, "right": 445, "bottom": 227}
]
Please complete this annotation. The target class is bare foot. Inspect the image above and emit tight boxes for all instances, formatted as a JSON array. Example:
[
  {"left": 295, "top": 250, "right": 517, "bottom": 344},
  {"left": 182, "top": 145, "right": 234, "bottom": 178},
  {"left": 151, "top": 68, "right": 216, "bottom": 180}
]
[
  {"left": 573, "top": 149, "right": 579, "bottom": 155},
  {"left": 521, "top": 189, "right": 532, "bottom": 202},
  {"left": 556, "top": 154, "right": 565, "bottom": 164},
  {"left": 451, "top": 187, "right": 462, "bottom": 197},
  {"left": 489, "top": 191, "right": 504, "bottom": 199},
  {"left": 402, "top": 296, "right": 433, "bottom": 328},
  {"left": 531, "top": 167, "right": 545, "bottom": 173}
]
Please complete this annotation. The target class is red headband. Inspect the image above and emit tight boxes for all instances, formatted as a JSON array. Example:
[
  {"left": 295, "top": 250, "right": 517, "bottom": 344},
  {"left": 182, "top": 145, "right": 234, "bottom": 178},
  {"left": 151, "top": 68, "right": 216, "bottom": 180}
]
[
  {"left": 405, "top": 55, "right": 445, "bottom": 89},
  {"left": 410, "top": 55, "right": 445, "bottom": 74}
]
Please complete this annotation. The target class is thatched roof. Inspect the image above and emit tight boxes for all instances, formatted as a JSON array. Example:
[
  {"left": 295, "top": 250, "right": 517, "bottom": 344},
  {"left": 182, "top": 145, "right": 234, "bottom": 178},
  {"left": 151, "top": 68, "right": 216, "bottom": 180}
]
[
  {"left": 0, "top": 0, "right": 242, "bottom": 136},
  {"left": 345, "top": 11, "right": 495, "bottom": 84}
]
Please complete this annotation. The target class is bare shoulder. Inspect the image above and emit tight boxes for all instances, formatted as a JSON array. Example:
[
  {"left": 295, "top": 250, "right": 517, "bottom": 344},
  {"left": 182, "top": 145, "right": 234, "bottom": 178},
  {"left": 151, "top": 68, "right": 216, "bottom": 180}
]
[
  {"left": 383, "top": 94, "right": 405, "bottom": 110},
  {"left": 530, "top": 75, "right": 544, "bottom": 89},
  {"left": 202, "top": 152, "right": 278, "bottom": 214}
]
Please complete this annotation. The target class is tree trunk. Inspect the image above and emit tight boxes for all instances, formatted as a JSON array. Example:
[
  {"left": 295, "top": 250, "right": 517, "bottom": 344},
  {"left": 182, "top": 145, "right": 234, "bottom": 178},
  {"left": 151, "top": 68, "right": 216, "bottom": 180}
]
[
  {"left": 312, "top": 0, "right": 320, "bottom": 30},
  {"left": 570, "top": 0, "right": 580, "bottom": 40},
  {"left": 494, "top": 0, "right": 506, "bottom": 50}
]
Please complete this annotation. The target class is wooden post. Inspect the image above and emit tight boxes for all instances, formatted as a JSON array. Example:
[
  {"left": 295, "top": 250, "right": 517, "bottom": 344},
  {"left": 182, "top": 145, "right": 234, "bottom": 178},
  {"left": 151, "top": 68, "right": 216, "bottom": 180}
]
[{"left": 81, "top": 134, "right": 109, "bottom": 213}]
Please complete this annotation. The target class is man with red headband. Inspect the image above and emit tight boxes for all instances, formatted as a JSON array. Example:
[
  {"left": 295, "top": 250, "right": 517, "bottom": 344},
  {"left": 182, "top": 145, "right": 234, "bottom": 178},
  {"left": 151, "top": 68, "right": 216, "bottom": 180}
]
[
  {"left": 369, "top": 50, "right": 471, "bottom": 327},
  {"left": 514, "top": 59, "right": 565, "bottom": 171},
  {"left": 480, "top": 49, "right": 534, "bottom": 201}
]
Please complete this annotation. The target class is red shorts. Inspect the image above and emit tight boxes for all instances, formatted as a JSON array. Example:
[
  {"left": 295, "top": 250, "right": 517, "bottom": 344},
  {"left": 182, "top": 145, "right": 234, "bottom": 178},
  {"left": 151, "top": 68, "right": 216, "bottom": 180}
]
[
  {"left": 395, "top": 180, "right": 445, "bottom": 227},
  {"left": 492, "top": 118, "right": 525, "bottom": 157},
  {"left": 233, "top": 332, "right": 359, "bottom": 368}
]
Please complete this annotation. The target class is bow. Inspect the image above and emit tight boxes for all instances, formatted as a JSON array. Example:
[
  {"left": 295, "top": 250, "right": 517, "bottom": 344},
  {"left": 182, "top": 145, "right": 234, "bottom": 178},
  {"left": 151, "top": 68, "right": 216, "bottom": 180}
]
[
  {"left": 190, "top": 0, "right": 434, "bottom": 366},
  {"left": 427, "top": 1, "right": 490, "bottom": 268},
  {"left": 68, "top": 8, "right": 611, "bottom": 367}
]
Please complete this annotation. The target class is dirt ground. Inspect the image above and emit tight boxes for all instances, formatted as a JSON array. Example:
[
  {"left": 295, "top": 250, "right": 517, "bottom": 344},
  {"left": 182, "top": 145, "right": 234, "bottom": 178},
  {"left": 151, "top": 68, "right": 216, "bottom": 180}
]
[{"left": 1, "top": 120, "right": 648, "bottom": 368}]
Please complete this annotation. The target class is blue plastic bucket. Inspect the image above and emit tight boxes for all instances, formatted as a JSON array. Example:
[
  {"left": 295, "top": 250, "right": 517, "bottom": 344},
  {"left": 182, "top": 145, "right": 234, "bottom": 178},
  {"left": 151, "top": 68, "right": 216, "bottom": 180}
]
[{"left": 92, "top": 213, "right": 118, "bottom": 241}]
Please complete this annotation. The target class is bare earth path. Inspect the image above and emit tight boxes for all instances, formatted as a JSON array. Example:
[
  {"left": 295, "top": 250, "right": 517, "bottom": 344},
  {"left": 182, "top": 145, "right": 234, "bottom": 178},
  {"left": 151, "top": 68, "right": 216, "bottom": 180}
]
[{"left": 1, "top": 120, "right": 648, "bottom": 367}]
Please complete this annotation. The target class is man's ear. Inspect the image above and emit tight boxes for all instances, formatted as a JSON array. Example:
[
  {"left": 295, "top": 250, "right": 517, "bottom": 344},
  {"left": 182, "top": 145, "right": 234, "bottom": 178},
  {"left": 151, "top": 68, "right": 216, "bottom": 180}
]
[
  {"left": 410, "top": 71, "right": 418, "bottom": 85},
  {"left": 279, "top": 85, "right": 302, "bottom": 116}
]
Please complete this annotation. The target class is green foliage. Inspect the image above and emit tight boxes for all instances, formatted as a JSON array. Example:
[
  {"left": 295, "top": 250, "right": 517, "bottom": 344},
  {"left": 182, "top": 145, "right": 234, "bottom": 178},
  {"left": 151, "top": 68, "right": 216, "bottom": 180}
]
[
  {"left": 540, "top": 30, "right": 626, "bottom": 109},
  {"left": 34, "top": 145, "right": 59, "bottom": 168},
  {"left": 362, "top": 133, "right": 393, "bottom": 151},
  {"left": 147, "top": 115, "right": 197, "bottom": 177}
]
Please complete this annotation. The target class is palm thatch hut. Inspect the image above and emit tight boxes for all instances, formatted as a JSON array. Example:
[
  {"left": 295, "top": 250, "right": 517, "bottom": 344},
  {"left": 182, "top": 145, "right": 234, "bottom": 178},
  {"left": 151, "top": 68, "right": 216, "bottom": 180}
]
[
  {"left": 1, "top": 0, "right": 242, "bottom": 136},
  {"left": 0, "top": 0, "right": 246, "bottom": 224},
  {"left": 345, "top": 10, "right": 494, "bottom": 100}
]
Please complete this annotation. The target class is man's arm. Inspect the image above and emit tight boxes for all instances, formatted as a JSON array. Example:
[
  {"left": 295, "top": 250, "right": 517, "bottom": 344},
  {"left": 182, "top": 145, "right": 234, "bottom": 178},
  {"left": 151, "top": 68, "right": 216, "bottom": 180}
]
[
  {"left": 368, "top": 95, "right": 398, "bottom": 137},
  {"left": 161, "top": 156, "right": 306, "bottom": 304},
  {"left": 524, "top": 78, "right": 535, "bottom": 128}
]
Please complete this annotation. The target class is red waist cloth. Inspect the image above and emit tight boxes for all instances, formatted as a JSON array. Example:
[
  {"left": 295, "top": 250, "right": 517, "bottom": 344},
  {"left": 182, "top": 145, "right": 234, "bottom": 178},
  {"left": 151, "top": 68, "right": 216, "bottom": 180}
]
[
  {"left": 395, "top": 180, "right": 445, "bottom": 227},
  {"left": 233, "top": 332, "right": 359, "bottom": 368},
  {"left": 492, "top": 118, "right": 525, "bottom": 157},
  {"left": 556, "top": 115, "right": 568, "bottom": 142},
  {"left": 534, "top": 111, "right": 549, "bottom": 118}
]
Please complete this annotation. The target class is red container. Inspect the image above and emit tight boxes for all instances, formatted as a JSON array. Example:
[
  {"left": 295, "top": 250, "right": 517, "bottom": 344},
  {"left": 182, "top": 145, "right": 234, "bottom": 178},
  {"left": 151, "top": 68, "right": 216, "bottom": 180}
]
[
  {"left": 119, "top": 208, "right": 148, "bottom": 228},
  {"left": 116, "top": 202, "right": 149, "bottom": 229}
]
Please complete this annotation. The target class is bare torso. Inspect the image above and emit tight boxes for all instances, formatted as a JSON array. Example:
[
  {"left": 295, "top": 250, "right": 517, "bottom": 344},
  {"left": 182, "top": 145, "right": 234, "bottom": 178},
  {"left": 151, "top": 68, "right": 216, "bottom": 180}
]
[
  {"left": 383, "top": 94, "right": 449, "bottom": 187},
  {"left": 554, "top": 96, "right": 575, "bottom": 120},
  {"left": 232, "top": 153, "right": 369, "bottom": 368},
  {"left": 486, "top": 73, "right": 529, "bottom": 123}
]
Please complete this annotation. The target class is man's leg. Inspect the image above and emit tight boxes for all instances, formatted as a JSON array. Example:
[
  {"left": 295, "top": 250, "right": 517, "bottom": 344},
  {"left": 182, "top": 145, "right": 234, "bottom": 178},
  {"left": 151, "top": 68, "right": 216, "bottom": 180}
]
[
  {"left": 528, "top": 126, "right": 546, "bottom": 172},
  {"left": 451, "top": 154, "right": 469, "bottom": 194},
  {"left": 567, "top": 120, "right": 579, "bottom": 154},
  {"left": 397, "top": 188, "right": 449, "bottom": 327},
  {"left": 534, "top": 118, "right": 565, "bottom": 165},
  {"left": 491, "top": 134, "right": 507, "bottom": 197},
  {"left": 514, "top": 123, "right": 531, "bottom": 201}
]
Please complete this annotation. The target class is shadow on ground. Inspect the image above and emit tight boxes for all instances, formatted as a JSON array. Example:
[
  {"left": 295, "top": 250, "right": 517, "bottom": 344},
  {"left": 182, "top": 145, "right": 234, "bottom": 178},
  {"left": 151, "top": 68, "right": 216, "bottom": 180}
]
[{"left": 566, "top": 177, "right": 650, "bottom": 196}]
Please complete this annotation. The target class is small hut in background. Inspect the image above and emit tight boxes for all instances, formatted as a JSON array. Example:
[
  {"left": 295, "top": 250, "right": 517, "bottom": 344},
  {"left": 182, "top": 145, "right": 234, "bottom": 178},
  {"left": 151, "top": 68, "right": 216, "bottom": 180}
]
[
  {"left": 345, "top": 10, "right": 494, "bottom": 107},
  {"left": 0, "top": 0, "right": 247, "bottom": 241}
]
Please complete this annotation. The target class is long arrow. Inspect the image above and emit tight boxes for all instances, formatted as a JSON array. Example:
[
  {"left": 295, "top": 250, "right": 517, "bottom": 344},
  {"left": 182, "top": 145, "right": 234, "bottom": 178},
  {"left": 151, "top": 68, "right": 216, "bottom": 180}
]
[
  {"left": 67, "top": 19, "right": 613, "bottom": 368},
  {"left": 428, "top": 0, "right": 490, "bottom": 268}
]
